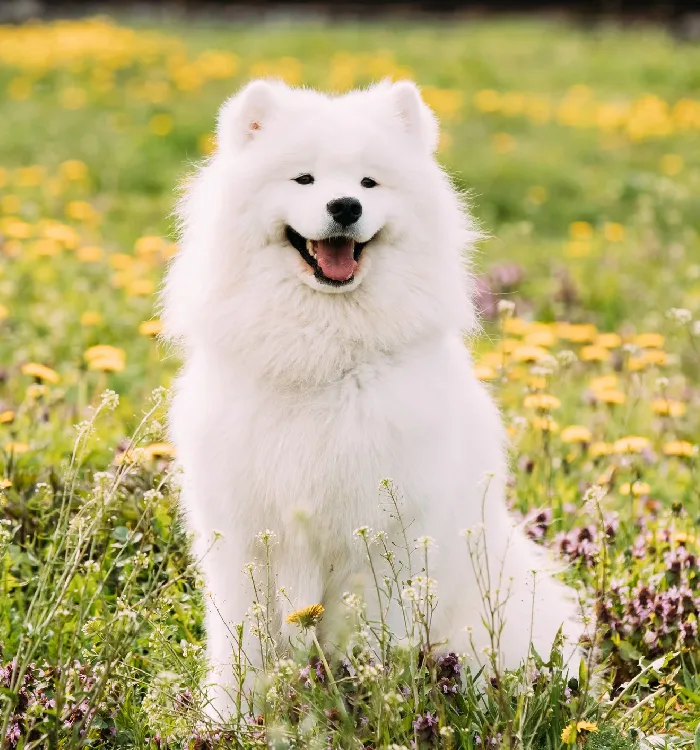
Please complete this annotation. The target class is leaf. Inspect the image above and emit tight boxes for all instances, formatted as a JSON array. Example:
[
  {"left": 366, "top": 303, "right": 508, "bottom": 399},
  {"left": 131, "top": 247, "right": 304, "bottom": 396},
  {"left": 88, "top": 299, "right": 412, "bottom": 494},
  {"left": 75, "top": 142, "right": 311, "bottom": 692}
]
[{"left": 618, "top": 640, "right": 643, "bottom": 662}]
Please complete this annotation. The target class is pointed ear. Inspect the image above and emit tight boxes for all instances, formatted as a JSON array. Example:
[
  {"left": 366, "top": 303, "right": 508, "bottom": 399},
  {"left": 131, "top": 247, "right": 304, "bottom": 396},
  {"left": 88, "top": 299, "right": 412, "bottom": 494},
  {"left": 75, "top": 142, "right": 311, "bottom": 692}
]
[
  {"left": 217, "top": 80, "right": 278, "bottom": 152},
  {"left": 391, "top": 81, "right": 439, "bottom": 154}
]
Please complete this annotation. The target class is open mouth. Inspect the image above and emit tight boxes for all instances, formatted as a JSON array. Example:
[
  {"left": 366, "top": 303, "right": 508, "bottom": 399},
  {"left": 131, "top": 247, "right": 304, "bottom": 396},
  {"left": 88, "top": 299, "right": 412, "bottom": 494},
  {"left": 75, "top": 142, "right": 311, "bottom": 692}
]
[{"left": 286, "top": 226, "right": 368, "bottom": 286}]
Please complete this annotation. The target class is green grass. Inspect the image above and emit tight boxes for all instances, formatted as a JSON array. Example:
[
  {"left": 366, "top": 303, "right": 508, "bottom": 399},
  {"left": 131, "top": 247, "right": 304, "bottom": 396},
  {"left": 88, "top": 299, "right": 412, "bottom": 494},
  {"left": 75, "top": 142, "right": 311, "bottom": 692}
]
[{"left": 0, "top": 14, "right": 699, "bottom": 749}]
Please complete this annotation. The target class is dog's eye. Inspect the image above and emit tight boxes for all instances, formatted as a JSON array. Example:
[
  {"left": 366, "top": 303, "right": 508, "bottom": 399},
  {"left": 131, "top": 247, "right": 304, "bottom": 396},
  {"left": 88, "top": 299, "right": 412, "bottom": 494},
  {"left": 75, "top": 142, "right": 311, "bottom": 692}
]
[
  {"left": 361, "top": 177, "right": 378, "bottom": 188},
  {"left": 294, "top": 174, "right": 314, "bottom": 185}
]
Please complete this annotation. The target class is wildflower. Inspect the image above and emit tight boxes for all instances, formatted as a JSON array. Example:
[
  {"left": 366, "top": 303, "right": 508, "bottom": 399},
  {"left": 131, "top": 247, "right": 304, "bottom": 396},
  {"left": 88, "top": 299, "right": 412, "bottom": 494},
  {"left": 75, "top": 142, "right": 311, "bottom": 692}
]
[
  {"left": 80, "top": 311, "right": 102, "bottom": 326},
  {"left": 634, "top": 332, "right": 665, "bottom": 349},
  {"left": 77, "top": 245, "right": 103, "bottom": 262},
  {"left": 0, "top": 411, "right": 15, "bottom": 424},
  {"left": 135, "top": 236, "right": 165, "bottom": 255},
  {"left": 557, "top": 349, "right": 578, "bottom": 367},
  {"left": 532, "top": 416, "right": 559, "bottom": 432},
  {"left": 589, "top": 375, "right": 618, "bottom": 391},
  {"left": 666, "top": 308, "right": 692, "bottom": 326},
  {"left": 557, "top": 322, "right": 598, "bottom": 343},
  {"left": 619, "top": 482, "right": 651, "bottom": 497},
  {"left": 595, "top": 332, "right": 622, "bottom": 348},
  {"left": 614, "top": 436, "right": 651, "bottom": 454},
  {"left": 651, "top": 399, "right": 686, "bottom": 417},
  {"left": 20, "top": 362, "right": 59, "bottom": 384},
  {"left": 523, "top": 393, "right": 561, "bottom": 410},
  {"left": 353, "top": 526, "right": 371, "bottom": 538},
  {"left": 594, "top": 389, "right": 626, "bottom": 405},
  {"left": 569, "top": 221, "right": 593, "bottom": 240},
  {"left": 89, "top": 355, "right": 125, "bottom": 373},
  {"left": 503, "top": 316, "right": 527, "bottom": 335},
  {"left": 285, "top": 603, "right": 324, "bottom": 629},
  {"left": 474, "top": 364, "right": 497, "bottom": 381},
  {"left": 581, "top": 345, "right": 611, "bottom": 362},
  {"left": 139, "top": 319, "right": 163, "bottom": 337},
  {"left": 663, "top": 441, "right": 695, "bottom": 457},
  {"left": 603, "top": 222, "right": 625, "bottom": 242},
  {"left": 143, "top": 442, "right": 175, "bottom": 460},
  {"left": 4, "top": 442, "right": 29, "bottom": 455},
  {"left": 496, "top": 299, "right": 516, "bottom": 317},
  {"left": 561, "top": 425, "right": 592, "bottom": 444},
  {"left": 512, "top": 345, "right": 549, "bottom": 363},
  {"left": 640, "top": 349, "right": 668, "bottom": 366}
]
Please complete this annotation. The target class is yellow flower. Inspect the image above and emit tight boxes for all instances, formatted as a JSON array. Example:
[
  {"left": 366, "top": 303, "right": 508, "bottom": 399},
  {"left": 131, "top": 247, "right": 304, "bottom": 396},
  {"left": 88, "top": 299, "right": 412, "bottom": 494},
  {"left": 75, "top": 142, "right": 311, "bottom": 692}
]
[
  {"left": 589, "top": 442, "right": 614, "bottom": 457},
  {"left": 524, "top": 329, "right": 556, "bottom": 348},
  {"left": 5, "top": 442, "right": 29, "bottom": 455},
  {"left": 594, "top": 389, "right": 626, "bottom": 406},
  {"left": 88, "top": 356, "right": 125, "bottom": 373},
  {"left": 558, "top": 323, "right": 598, "bottom": 343},
  {"left": 532, "top": 416, "right": 559, "bottom": 432},
  {"left": 285, "top": 603, "right": 325, "bottom": 628},
  {"left": 135, "top": 236, "right": 164, "bottom": 255},
  {"left": 663, "top": 441, "right": 695, "bottom": 458},
  {"left": 603, "top": 222, "right": 625, "bottom": 242},
  {"left": 595, "top": 332, "right": 622, "bottom": 349},
  {"left": 503, "top": 317, "right": 528, "bottom": 336},
  {"left": 474, "top": 364, "right": 497, "bottom": 381},
  {"left": 0, "top": 478, "right": 11, "bottom": 489},
  {"left": 0, "top": 304, "right": 8, "bottom": 321},
  {"left": 109, "top": 253, "right": 133, "bottom": 270},
  {"left": 497, "top": 338, "right": 520, "bottom": 355},
  {"left": 77, "top": 245, "right": 103, "bottom": 262},
  {"left": 144, "top": 442, "right": 176, "bottom": 460},
  {"left": 523, "top": 394, "right": 561, "bottom": 411},
  {"left": 512, "top": 345, "right": 549, "bottom": 363},
  {"left": 620, "top": 481, "right": 651, "bottom": 497},
  {"left": 80, "top": 311, "right": 102, "bottom": 326},
  {"left": 634, "top": 332, "right": 665, "bottom": 349},
  {"left": 561, "top": 723, "right": 577, "bottom": 744},
  {"left": 477, "top": 352, "right": 504, "bottom": 369},
  {"left": 60, "top": 160, "right": 88, "bottom": 181},
  {"left": 577, "top": 721, "right": 598, "bottom": 733},
  {"left": 641, "top": 350, "right": 668, "bottom": 366},
  {"left": 561, "top": 425, "right": 592, "bottom": 444},
  {"left": 149, "top": 113, "right": 174, "bottom": 136},
  {"left": 569, "top": 221, "right": 593, "bottom": 241},
  {"left": 126, "top": 279, "right": 155, "bottom": 296},
  {"left": 65, "top": 200, "right": 96, "bottom": 222},
  {"left": 139, "top": 319, "right": 163, "bottom": 337},
  {"left": 84, "top": 345, "right": 126, "bottom": 363},
  {"left": 21, "top": 362, "right": 59, "bottom": 384},
  {"left": 0, "top": 411, "right": 15, "bottom": 424},
  {"left": 673, "top": 531, "right": 696, "bottom": 547},
  {"left": 580, "top": 345, "right": 610, "bottom": 363},
  {"left": 614, "top": 436, "right": 651, "bottom": 454},
  {"left": 589, "top": 375, "right": 618, "bottom": 391},
  {"left": 651, "top": 399, "right": 686, "bottom": 417}
]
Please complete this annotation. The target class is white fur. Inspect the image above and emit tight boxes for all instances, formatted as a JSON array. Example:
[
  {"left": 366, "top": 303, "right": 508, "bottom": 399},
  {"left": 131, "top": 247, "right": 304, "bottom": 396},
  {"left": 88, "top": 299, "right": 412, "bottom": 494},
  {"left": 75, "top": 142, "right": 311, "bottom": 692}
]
[{"left": 163, "top": 79, "right": 583, "bottom": 716}]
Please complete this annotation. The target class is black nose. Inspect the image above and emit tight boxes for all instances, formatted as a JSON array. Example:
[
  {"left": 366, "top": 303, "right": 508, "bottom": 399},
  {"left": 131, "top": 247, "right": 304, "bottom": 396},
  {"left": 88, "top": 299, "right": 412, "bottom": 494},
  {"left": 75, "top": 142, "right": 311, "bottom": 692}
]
[{"left": 327, "top": 197, "right": 362, "bottom": 227}]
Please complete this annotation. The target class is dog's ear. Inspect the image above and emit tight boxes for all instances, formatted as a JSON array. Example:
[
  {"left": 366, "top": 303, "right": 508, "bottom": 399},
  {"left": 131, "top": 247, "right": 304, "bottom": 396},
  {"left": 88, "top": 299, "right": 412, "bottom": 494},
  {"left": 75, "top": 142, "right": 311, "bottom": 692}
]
[
  {"left": 217, "top": 80, "right": 278, "bottom": 152},
  {"left": 391, "top": 81, "right": 439, "bottom": 154}
]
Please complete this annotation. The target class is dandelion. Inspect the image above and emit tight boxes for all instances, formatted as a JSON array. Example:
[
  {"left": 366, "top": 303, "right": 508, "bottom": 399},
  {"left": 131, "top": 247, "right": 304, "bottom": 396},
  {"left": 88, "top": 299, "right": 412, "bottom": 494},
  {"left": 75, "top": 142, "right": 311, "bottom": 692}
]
[
  {"left": 561, "top": 425, "right": 592, "bottom": 444},
  {"left": 20, "top": 362, "right": 59, "bottom": 384},
  {"left": 595, "top": 332, "right": 622, "bottom": 348},
  {"left": 285, "top": 604, "right": 324, "bottom": 629},
  {"left": 594, "top": 389, "right": 626, "bottom": 405},
  {"left": 651, "top": 399, "right": 686, "bottom": 417},
  {"left": 143, "top": 442, "right": 175, "bottom": 460},
  {"left": 634, "top": 332, "right": 665, "bottom": 349},
  {"left": 474, "top": 364, "right": 497, "bottom": 381},
  {"left": 0, "top": 410, "right": 15, "bottom": 424},
  {"left": 614, "top": 436, "right": 651, "bottom": 454},
  {"left": 532, "top": 416, "right": 559, "bottom": 432},
  {"left": 663, "top": 441, "right": 695, "bottom": 457},
  {"left": 5, "top": 442, "right": 29, "bottom": 455},
  {"left": 580, "top": 345, "right": 610, "bottom": 362},
  {"left": 139, "top": 319, "right": 163, "bottom": 337},
  {"left": 512, "top": 345, "right": 549, "bottom": 363},
  {"left": 619, "top": 481, "right": 651, "bottom": 497},
  {"left": 589, "top": 441, "right": 614, "bottom": 457},
  {"left": 523, "top": 393, "right": 561, "bottom": 410}
]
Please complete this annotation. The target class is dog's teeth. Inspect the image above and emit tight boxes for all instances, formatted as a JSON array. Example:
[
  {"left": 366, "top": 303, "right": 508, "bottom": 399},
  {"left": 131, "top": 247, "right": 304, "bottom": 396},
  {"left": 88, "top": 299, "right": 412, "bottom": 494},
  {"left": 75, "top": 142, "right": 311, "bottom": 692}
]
[{"left": 306, "top": 239, "right": 316, "bottom": 258}]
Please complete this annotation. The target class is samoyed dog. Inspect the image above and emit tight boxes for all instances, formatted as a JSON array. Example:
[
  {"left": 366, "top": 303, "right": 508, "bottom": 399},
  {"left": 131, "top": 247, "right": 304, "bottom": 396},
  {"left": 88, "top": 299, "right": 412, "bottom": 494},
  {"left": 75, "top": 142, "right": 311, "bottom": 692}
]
[{"left": 163, "top": 79, "right": 582, "bottom": 715}]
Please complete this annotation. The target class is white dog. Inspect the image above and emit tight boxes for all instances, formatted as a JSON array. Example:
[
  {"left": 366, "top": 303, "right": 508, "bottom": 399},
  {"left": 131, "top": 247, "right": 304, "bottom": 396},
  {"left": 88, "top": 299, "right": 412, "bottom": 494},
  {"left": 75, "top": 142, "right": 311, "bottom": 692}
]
[{"left": 162, "top": 79, "right": 582, "bottom": 716}]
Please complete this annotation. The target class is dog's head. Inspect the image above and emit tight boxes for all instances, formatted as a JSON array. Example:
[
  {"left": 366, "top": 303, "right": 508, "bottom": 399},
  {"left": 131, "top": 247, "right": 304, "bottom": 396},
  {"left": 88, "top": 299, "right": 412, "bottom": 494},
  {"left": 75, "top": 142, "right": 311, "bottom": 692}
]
[{"left": 165, "top": 81, "right": 478, "bottom": 383}]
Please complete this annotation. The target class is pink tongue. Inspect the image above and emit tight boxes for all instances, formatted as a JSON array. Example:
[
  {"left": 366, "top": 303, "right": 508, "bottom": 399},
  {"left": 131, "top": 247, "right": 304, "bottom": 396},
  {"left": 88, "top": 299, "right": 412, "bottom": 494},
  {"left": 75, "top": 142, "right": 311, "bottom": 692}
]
[{"left": 314, "top": 239, "right": 357, "bottom": 281}]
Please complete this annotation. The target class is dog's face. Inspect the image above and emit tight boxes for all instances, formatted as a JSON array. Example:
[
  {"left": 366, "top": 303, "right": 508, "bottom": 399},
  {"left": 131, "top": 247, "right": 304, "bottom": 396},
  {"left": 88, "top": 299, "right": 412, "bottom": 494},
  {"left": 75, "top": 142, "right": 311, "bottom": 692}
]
[
  {"left": 166, "top": 81, "right": 475, "bottom": 384},
  {"left": 211, "top": 80, "right": 445, "bottom": 294}
]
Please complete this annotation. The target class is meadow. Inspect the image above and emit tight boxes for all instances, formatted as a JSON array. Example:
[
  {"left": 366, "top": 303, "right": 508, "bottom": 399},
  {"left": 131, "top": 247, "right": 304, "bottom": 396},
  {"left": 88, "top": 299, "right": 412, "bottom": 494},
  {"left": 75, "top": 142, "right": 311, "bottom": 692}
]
[{"left": 0, "top": 14, "right": 699, "bottom": 749}]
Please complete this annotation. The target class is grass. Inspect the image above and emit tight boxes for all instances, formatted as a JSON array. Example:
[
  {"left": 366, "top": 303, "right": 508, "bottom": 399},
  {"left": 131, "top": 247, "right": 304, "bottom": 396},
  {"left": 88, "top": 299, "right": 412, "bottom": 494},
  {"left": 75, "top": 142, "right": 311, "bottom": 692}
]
[{"left": 0, "top": 13, "right": 699, "bottom": 749}]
